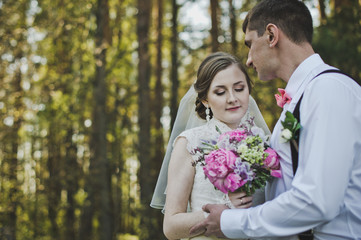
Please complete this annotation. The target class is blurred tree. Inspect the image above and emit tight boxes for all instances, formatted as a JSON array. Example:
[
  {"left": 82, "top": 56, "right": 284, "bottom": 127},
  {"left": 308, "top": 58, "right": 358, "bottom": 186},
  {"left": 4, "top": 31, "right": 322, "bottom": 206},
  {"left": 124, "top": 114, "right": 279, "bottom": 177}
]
[
  {"left": 153, "top": 0, "right": 165, "bottom": 170},
  {"left": 170, "top": 0, "right": 180, "bottom": 130},
  {"left": 136, "top": 0, "right": 154, "bottom": 239},
  {"left": 314, "top": 0, "right": 361, "bottom": 84},
  {"left": 34, "top": 0, "right": 95, "bottom": 238},
  {"left": 79, "top": 0, "right": 113, "bottom": 239},
  {"left": 0, "top": 0, "right": 28, "bottom": 239},
  {"left": 210, "top": 0, "right": 220, "bottom": 52},
  {"left": 229, "top": 0, "right": 238, "bottom": 53},
  {"left": 149, "top": 0, "right": 167, "bottom": 238},
  {"left": 317, "top": 0, "right": 327, "bottom": 24}
]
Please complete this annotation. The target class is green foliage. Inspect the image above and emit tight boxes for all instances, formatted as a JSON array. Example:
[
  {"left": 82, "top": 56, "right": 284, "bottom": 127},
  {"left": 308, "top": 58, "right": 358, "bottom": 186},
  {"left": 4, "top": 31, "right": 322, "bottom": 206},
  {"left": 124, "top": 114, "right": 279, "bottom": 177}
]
[{"left": 313, "top": 3, "right": 361, "bottom": 84}]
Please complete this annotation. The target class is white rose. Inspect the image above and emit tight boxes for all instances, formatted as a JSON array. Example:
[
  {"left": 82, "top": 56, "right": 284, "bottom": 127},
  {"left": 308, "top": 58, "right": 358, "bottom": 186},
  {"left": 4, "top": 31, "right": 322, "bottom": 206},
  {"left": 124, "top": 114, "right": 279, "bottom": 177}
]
[{"left": 280, "top": 128, "right": 293, "bottom": 143}]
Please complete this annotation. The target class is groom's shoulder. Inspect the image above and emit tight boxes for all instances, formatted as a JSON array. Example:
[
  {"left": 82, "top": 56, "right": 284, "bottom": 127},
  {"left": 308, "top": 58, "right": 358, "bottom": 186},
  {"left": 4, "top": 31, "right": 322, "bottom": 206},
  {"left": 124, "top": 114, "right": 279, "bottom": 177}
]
[{"left": 310, "top": 71, "right": 360, "bottom": 97}]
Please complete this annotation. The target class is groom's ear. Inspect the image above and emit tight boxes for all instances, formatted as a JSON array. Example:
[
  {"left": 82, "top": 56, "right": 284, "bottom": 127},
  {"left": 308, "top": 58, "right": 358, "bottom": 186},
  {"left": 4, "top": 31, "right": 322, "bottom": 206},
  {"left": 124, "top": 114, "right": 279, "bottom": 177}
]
[{"left": 266, "top": 23, "right": 279, "bottom": 48}]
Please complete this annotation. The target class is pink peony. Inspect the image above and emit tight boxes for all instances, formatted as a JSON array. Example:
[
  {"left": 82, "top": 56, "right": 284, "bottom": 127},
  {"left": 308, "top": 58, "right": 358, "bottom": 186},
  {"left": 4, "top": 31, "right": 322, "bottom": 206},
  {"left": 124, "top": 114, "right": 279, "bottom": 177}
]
[
  {"left": 203, "top": 149, "right": 239, "bottom": 193},
  {"left": 224, "top": 173, "right": 246, "bottom": 192},
  {"left": 264, "top": 148, "right": 280, "bottom": 170}
]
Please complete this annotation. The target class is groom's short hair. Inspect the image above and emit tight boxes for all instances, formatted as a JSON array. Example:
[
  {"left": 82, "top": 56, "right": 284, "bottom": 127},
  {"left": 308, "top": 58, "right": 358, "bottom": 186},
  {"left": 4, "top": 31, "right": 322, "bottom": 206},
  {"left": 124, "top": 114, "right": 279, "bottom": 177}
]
[{"left": 242, "top": 0, "right": 313, "bottom": 44}]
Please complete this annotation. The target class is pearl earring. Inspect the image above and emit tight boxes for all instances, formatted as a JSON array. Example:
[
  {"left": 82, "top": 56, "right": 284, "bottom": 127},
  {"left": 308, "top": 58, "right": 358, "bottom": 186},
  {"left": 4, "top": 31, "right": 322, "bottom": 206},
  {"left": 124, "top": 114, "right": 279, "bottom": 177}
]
[{"left": 205, "top": 107, "right": 211, "bottom": 122}]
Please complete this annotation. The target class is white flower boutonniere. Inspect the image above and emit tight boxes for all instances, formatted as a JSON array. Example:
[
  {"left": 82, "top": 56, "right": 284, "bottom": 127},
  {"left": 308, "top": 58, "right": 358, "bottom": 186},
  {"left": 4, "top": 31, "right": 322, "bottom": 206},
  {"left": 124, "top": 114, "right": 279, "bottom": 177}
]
[{"left": 280, "top": 111, "right": 301, "bottom": 151}]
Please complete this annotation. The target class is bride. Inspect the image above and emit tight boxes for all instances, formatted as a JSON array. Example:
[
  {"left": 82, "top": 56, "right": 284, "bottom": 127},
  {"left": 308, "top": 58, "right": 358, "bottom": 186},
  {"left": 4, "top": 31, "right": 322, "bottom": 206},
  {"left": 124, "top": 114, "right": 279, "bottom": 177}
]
[{"left": 151, "top": 52, "right": 278, "bottom": 239}]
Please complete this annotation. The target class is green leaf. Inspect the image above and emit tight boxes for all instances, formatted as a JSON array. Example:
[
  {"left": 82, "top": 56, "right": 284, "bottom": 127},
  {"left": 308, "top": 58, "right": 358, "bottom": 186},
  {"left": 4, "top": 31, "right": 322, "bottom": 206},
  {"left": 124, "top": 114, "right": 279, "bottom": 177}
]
[{"left": 216, "top": 125, "right": 222, "bottom": 135}]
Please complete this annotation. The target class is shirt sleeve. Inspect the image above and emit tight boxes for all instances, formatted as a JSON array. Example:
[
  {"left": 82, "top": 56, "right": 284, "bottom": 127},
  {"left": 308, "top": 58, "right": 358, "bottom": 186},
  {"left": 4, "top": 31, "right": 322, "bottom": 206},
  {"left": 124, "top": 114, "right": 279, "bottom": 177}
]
[{"left": 221, "top": 76, "right": 359, "bottom": 238}]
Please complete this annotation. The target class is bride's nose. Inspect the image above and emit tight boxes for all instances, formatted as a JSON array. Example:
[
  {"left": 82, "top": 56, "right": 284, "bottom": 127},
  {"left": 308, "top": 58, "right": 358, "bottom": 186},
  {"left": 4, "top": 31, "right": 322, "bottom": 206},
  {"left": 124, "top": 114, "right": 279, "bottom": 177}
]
[{"left": 227, "top": 92, "right": 237, "bottom": 104}]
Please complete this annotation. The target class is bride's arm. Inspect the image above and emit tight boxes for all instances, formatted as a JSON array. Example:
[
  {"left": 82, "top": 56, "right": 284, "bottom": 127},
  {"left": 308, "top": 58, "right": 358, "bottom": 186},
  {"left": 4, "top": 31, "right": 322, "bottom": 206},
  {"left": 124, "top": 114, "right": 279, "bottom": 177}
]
[{"left": 163, "top": 137, "right": 205, "bottom": 240}]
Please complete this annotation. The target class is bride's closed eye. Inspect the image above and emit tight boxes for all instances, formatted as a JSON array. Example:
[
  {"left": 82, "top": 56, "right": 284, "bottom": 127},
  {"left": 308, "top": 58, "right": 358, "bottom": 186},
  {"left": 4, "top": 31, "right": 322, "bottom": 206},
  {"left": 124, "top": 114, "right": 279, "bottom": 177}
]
[
  {"left": 215, "top": 91, "right": 225, "bottom": 96},
  {"left": 214, "top": 87, "right": 244, "bottom": 96}
]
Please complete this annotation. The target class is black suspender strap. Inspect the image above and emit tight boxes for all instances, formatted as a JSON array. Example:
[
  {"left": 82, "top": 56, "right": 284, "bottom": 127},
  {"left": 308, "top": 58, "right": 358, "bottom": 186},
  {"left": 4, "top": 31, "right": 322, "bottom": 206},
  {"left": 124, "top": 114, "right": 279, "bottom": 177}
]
[
  {"left": 291, "top": 69, "right": 353, "bottom": 175},
  {"left": 291, "top": 69, "right": 355, "bottom": 240},
  {"left": 291, "top": 94, "right": 303, "bottom": 175}
]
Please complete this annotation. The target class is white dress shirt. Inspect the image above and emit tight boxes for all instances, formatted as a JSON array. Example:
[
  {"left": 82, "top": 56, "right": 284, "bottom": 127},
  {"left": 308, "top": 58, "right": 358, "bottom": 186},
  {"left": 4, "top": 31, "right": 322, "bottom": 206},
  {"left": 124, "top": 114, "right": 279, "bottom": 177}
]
[{"left": 221, "top": 54, "right": 361, "bottom": 239}]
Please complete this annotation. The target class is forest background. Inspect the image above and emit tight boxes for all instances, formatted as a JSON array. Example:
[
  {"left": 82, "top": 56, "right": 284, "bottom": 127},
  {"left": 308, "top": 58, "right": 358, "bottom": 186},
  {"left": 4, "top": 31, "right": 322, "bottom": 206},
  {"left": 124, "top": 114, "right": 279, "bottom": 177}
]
[{"left": 0, "top": 0, "right": 360, "bottom": 239}]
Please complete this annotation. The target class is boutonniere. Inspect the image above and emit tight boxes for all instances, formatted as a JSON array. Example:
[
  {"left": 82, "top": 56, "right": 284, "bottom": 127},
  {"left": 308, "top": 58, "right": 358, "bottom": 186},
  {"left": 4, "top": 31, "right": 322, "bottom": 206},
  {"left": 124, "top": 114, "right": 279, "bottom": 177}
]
[{"left": 280, "top": 111, "right": 301, "bottom": 151}]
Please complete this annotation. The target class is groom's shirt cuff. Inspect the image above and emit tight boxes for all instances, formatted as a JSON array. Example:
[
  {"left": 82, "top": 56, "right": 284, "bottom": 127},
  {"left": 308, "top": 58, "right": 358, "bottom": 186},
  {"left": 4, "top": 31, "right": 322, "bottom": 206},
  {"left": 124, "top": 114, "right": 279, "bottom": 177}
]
[{"left": 221, "top": 209, "right": 249, "bottom": 239}]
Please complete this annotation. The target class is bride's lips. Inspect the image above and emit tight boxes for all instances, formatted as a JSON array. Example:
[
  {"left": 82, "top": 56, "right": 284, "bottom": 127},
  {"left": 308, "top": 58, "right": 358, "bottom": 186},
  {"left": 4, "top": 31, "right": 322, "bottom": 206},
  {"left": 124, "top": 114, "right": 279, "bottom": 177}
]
[{"left": 226, "top": 106, "right": 241, "bottom": 111}]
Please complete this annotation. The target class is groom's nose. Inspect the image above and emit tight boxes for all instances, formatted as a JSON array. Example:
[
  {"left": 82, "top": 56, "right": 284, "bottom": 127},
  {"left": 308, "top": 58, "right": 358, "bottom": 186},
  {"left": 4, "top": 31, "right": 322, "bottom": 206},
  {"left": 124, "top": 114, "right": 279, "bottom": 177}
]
[{"left": 246, "top": 52, "right": 253, "bottom": 68}]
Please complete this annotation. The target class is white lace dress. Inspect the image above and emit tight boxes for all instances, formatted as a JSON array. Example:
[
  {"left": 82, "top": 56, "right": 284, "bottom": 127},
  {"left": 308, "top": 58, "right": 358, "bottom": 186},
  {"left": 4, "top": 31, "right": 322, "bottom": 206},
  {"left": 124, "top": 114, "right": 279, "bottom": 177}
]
[{"left": 177, "top": 118, "right": 283, "bottom": 240}]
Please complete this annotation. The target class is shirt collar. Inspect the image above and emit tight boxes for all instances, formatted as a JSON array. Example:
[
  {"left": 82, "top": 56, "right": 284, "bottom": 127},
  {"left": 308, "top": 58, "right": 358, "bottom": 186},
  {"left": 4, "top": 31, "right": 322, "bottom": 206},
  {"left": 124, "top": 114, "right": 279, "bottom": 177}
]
[{"left": 285, "top": 54, "right": 325, "bottom": 99}]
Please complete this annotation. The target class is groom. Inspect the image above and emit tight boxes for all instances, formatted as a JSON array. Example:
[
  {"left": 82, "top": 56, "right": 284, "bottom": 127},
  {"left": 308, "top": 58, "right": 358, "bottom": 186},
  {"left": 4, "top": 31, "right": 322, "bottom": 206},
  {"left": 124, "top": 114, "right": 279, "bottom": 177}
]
[{"left": 190, "top": 0, "right": 361, "bottom": 239}]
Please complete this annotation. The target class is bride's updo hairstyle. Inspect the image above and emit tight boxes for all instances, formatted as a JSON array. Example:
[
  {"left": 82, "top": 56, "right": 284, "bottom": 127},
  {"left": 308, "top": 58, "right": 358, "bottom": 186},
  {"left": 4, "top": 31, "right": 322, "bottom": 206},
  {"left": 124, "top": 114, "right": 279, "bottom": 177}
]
[{"left": 194, "top": 52, "right": 253, "bottom": 120}]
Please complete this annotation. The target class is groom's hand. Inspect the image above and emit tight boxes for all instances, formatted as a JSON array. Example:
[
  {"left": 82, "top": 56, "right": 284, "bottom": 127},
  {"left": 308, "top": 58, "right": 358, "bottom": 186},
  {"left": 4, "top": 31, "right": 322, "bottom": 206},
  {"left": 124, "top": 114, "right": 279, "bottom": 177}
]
[{"left": 189, "top": 204, "right": 228, "bottom": 238}]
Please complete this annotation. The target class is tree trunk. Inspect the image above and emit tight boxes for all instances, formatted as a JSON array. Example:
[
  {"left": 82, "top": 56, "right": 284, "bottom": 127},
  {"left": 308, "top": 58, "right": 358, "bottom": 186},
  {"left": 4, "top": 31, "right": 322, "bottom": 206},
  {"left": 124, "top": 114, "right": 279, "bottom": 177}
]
[
  {"left": 46, "top": 122, "right": 61, "bottom": 239},
  {"left": 65, "top": 126, "right": 78, "bottom": 240},
  {"left": 5, "top": 66, "right": 23, "bottom": 240},
  {"left": 32, "top": 136, "right": 43, "bottom": 240},
  {"left": 94, "top": 0, "right": 113, "bottom": 238},
  {"left": 210, "top": 0, "right": 219, "bottom": 52},
  {"left": 318, "top": 0, "right": 327, "bottom": 24},
  {"left": 79, "top": 0, "right": 113, "bottom": 238},
  {"left": 1, "top": 2, "right": 26, "bottom": 238},
  {"left": 170, "top": 0, "right": 179, "bottom": 130},
  {"left": 110, "top": 86, "right": 123, "bottom": 238},
  {"left": 229, "top": 0, "right": 237, "bottom": 53},
  {"left": 136, "top": 0, "right": 154, "bottom": 239},
  {"left": 152, "top": 0, "right": 166, "bottom": 237},
  {"left": 154, "top": 0, "right": 164, "bottom": 171}
]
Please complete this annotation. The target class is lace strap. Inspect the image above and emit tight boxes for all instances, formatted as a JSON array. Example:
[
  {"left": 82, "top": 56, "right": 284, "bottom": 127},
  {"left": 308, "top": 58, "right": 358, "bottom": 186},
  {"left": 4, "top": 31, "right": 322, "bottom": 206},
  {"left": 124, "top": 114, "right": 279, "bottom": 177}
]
[{"left": 222, "top": 194, "right": 236, "bottom": 209}]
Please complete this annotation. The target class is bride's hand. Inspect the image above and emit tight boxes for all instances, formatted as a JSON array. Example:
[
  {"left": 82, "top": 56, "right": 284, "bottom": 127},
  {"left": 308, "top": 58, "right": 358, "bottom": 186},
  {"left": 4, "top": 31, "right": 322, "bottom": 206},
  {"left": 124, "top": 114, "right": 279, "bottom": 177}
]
[{"left": 228, "top": 191, "right": 253, "bottom": 209}]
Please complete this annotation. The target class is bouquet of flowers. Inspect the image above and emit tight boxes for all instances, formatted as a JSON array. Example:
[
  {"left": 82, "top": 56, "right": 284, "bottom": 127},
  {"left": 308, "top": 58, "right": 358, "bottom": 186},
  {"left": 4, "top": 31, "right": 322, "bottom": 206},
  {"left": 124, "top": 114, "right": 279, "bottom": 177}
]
[{"left": 192, "top": 118, "right": 282, "bottom": 196}]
